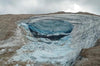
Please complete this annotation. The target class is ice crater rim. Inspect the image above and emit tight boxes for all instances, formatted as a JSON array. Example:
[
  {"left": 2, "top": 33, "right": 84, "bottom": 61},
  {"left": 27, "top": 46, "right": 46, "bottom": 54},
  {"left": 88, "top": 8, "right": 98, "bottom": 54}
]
[{"left": 24, "top": 19, "right": 74, "bottom": 40}]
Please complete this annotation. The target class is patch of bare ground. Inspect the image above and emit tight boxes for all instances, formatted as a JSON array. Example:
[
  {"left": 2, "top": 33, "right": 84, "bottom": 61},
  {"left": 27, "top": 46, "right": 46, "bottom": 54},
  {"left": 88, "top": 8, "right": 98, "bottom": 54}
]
[
  {"left": 1, "top": 61, "right": 55, "bottom": 66},
  {"left": 0, "top": 46, "right": 23, "bottom": 66},
  {"left": 74, "top": 39, "right": 100, "bottom": 66},
  {"left": 0, "top": 14, "right": 34, "bottom": 41}
]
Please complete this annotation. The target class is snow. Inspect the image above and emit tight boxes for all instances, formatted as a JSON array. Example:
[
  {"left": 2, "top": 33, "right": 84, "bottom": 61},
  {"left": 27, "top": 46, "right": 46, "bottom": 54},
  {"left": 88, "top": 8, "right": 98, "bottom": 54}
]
[
  {"left": 0, "top": 26, "right": 25, "bottom": 48},
  {"left": 0, "top": 49, "right": 6, "bottom": 54},
  {"left": 11, "top": 35, "right": 75, "bottom": 64},
  {"left": 9, "top": 14, "right": 100, "bottom": 66}
]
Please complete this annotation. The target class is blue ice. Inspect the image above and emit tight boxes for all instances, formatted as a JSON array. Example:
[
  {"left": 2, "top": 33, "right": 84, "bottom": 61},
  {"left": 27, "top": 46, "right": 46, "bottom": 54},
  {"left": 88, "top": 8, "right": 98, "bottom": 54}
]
[{"left": 26, "top": 19, "right": 74, "bottom": 40}]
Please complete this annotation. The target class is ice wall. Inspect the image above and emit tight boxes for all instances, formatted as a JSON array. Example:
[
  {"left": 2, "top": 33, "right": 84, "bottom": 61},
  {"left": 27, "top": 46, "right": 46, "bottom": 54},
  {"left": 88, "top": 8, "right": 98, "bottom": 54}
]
[{"left": 10, "top": 14, "right": 100, "bottom": 66}]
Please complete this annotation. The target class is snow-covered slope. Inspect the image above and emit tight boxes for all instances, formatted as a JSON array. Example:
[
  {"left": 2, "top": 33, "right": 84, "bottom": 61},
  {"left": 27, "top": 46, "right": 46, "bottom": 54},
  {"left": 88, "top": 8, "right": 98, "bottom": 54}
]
[{"left": 9, "top": 14, "right": 100, "bottom": 66}]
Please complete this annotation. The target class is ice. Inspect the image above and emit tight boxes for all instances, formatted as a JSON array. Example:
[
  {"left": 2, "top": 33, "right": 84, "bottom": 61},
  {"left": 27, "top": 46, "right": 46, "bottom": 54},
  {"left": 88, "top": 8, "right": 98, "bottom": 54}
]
[
  {"left": 11, "top": 35, "right": 74, "bottom": 64},
  {"left": 0, "top": 49, "right": 6, "bottom": 54},
  {"left": 27, "top": 19, "right": 73, "bottom": 35},
  {"left": 10, "top": 14, "right": 100, "bottom": 66}
]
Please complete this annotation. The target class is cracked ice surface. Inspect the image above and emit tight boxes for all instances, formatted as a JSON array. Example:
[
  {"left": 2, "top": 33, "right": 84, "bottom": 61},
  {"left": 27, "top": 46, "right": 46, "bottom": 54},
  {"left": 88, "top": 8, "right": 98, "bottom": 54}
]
[{"left": 10, "top": 14, "right": 100, "bottom": 66}]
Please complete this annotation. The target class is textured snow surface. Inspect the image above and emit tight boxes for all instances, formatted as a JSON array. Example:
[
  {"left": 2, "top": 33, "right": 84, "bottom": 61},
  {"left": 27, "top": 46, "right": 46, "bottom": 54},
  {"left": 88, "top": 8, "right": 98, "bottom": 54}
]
[{"left": 10, "top": 14, "right": 100, "bottom": 66}]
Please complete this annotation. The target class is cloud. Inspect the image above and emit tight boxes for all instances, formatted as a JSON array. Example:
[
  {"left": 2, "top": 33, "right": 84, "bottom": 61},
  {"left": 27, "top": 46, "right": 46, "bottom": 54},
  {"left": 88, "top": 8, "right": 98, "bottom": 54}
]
[
  {"left": 0, "top": 0, "right": 99, "bottom": 14},
  {"left": 0, "top": 0, "right": 38, "bottom": 14},
  {"left": 76, "top": 0, "right": 100, "bottom": 14}
]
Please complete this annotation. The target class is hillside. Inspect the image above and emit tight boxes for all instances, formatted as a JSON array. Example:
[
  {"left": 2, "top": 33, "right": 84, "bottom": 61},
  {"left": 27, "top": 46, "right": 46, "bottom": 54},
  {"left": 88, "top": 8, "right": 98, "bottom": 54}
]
[
  {"left": 0, "top": 14, "right": 34, "bottom": 40},
  {"left": 0, "top": 12, "right": 100, "bottom": 66}
]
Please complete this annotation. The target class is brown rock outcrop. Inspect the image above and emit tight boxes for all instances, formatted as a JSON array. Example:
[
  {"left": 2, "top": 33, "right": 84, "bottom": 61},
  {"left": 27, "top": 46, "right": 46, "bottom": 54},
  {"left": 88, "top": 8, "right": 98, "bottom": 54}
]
[{"left": 75, "top": 39, "right": 100, "bottom": 66}]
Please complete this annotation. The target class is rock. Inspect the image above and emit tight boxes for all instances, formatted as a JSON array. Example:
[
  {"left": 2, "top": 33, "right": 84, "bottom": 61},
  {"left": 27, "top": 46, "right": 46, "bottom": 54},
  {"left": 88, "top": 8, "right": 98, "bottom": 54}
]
[
  {"left": 74, "top": 39, "right": 100, "bottom": 66},
  {"left": 95, "top": 39, "right": 100, "bottom": 46},
  {"left": 0, "top": 14, "right": 34, "bottom": 40}
]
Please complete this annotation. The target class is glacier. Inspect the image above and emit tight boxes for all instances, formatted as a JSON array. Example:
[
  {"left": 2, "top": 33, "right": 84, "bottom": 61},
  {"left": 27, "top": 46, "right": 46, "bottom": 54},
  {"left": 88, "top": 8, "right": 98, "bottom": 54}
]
[
  {"left": 26, "top": 19, "right": 73, "bottom": 40},
  {"left": 9, "top": 14, "right": 100, "bottom": 66}
]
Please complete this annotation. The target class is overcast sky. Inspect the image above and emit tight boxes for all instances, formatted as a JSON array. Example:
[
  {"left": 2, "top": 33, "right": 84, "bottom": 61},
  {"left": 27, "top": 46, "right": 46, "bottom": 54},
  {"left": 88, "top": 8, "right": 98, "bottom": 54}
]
[{"left": 0, "top": 0, "right": 100, "bottom": 15}]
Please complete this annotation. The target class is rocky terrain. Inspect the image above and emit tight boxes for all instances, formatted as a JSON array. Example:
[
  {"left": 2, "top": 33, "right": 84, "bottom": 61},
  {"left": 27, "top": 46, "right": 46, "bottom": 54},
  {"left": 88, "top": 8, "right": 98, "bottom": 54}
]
[
  {"left": 0, "top": 14, "right": 35, "bottom": 66},
  {"left": 0, "top": 12, "right": 100, "bottom": 66},
  {"left": 0, "top": 14, "right": 34, "bottom": 40},
  {"left": 74, "top": 39, "right": 100, "bottom": 66}
]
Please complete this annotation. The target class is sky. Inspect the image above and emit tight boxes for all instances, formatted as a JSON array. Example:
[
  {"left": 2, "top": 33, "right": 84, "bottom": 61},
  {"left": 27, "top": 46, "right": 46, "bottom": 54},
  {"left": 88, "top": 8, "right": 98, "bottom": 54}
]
[{"left": 0, "top": 0, "right": 100, "bottom": 15}]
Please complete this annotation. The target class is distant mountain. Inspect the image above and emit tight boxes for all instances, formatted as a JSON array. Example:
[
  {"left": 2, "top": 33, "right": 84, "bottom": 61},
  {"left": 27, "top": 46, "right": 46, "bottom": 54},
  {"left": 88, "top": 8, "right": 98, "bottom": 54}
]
[{"left": 48, "top": 11, "right": 99, "bottom": 16}]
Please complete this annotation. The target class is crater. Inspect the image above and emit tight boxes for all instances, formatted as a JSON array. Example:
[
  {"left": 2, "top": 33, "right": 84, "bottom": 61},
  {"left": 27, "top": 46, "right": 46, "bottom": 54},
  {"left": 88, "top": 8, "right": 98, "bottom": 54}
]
[{"left": 27, "top": 19, "right": 74, "bottom": 40}]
